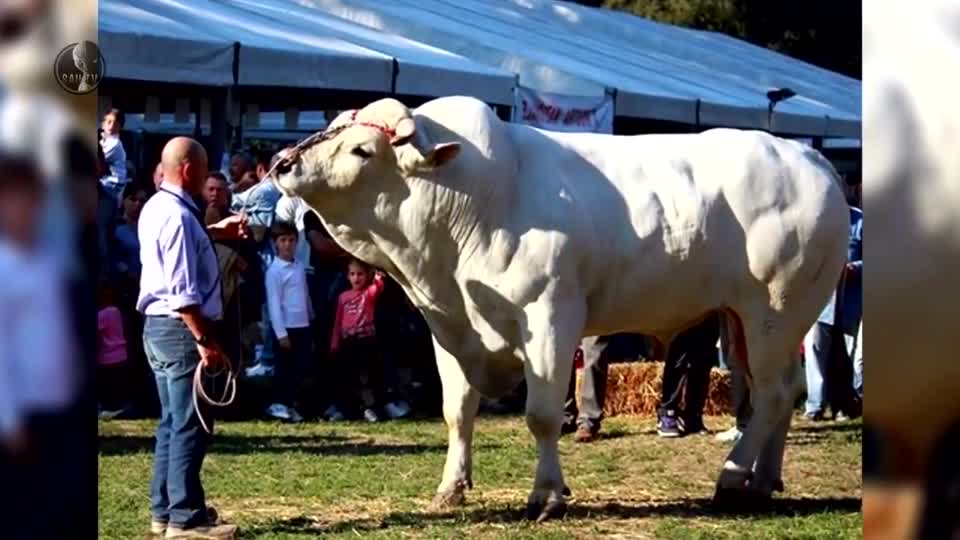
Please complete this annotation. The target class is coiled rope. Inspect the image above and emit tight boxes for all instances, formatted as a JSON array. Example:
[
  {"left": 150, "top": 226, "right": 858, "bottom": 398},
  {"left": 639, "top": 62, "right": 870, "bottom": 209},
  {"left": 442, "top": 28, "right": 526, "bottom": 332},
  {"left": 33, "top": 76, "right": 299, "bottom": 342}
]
[{"left": 193, "top": 352, "right": 239, "bottom": 434}]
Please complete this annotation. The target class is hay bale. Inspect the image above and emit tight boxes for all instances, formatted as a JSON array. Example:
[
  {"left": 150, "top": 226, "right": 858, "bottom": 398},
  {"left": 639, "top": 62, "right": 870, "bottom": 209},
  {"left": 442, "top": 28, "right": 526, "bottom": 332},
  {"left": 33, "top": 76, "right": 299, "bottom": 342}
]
[{"left": 575, "top": 362, "right": 732, "bottom": 417}]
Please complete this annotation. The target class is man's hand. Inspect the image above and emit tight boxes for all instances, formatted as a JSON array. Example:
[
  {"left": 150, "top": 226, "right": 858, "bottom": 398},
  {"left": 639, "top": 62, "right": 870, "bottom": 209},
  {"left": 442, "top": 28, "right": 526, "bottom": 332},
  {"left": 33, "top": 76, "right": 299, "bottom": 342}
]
[
  {"left": 207, "top": 214, "right": 249, "bottom": 241},
  {"left": 197, "top": 342, "right": 226, "bottom": 370},
  {"left": 278, "top": 337, "right": 291, "bottom": 349}
]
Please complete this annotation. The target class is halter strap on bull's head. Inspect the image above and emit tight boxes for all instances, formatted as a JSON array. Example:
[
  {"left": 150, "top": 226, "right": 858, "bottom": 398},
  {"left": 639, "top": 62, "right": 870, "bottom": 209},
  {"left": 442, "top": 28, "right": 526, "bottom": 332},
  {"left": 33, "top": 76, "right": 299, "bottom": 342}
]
[{"left": 266, "top": 98, "right": 418, "bottom": 180}]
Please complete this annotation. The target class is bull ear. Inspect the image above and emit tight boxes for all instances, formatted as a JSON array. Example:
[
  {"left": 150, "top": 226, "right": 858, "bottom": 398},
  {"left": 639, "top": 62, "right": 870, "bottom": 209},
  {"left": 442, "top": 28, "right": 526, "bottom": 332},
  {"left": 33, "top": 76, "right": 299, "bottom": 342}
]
[
  {"left": 390, "top": 118, "right": 416, "bottom": 146},
  {"left": 424, "top": 142, "right": 460, "bottom": 168}
]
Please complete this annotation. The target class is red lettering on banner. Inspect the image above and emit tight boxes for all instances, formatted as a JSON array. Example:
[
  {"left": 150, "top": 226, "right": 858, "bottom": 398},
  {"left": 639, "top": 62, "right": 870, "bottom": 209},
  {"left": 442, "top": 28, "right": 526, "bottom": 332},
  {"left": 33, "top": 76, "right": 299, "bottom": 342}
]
[{"left": 516, "top": 89, "right": 609, "bottom": 132}]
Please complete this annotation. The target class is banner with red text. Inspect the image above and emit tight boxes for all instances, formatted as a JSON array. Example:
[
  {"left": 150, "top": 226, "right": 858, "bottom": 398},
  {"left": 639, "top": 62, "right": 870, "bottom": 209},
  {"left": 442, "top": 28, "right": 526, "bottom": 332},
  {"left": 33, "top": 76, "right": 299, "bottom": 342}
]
[{"left": 513, "top": 86, "right": 614, "bottom": 133}]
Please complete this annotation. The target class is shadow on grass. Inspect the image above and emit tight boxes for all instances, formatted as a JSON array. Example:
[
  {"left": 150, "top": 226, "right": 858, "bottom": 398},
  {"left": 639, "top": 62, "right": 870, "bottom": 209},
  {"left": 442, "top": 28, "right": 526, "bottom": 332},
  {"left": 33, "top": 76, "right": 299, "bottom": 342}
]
[
  {"left": 98, "top": 433, "right": 498, "bottom": 457},
  {"left": 240, "top": 496, "right": 861, "bottom": 536},
  {"left": 792, "top": 422, "right": 863, "bottom": 434}
]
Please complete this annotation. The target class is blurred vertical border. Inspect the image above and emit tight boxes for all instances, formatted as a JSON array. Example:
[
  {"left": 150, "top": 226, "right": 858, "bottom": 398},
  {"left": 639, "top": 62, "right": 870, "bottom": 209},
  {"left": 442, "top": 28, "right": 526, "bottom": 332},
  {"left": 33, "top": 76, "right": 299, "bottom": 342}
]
[{"left": 0, "top": 0, "right": 99, "bottom": 537}]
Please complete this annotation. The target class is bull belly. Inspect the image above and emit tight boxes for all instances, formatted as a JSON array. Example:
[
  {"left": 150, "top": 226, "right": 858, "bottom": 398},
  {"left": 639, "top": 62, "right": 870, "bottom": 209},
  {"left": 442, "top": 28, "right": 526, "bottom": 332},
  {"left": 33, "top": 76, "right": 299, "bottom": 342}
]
[
  {"left": 583, "top": 289, "right": 718, "bottom": 339},
  {"left": 463, "top": 359, "right": 525, "bottom": 398}
]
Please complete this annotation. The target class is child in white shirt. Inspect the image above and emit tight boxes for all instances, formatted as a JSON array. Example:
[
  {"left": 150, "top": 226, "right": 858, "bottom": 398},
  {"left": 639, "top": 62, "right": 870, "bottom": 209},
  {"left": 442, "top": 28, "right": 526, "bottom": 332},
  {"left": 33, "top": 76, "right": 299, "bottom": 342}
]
[
  {"left": 99, "top": 109, "right": 128, "bottom": 206},
  {"left": 264, "top": 221, "right": 314, "bottom": 423}
]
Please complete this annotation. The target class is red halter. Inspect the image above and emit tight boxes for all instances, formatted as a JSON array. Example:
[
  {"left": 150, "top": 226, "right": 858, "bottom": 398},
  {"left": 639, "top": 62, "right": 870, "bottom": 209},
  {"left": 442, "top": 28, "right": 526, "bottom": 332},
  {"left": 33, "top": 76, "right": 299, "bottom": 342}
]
[{"left": 349, "top": 109, "right": 396, "bottom": 139}]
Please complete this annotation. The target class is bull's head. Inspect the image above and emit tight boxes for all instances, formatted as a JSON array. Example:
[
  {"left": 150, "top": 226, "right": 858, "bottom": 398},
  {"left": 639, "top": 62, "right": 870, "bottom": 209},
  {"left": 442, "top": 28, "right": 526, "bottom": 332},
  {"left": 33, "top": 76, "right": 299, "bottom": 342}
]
[{"left": 270, "top": 98, "right": 461, "bottom": 209}]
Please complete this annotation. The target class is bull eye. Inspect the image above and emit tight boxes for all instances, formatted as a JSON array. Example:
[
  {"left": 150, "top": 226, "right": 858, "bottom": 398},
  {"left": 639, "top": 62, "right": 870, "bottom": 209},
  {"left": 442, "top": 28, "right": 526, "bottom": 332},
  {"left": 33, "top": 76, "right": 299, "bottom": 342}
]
[{"left": 351, "top": 146, "right": 372, "bottom": 159}]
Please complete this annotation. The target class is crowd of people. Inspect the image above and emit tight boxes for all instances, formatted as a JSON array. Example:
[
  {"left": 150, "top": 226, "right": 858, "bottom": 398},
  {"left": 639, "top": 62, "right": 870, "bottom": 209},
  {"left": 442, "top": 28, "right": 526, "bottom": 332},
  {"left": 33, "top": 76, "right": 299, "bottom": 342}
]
[{"left": 94, "top": 109, "right": 434, "bottom": 425}]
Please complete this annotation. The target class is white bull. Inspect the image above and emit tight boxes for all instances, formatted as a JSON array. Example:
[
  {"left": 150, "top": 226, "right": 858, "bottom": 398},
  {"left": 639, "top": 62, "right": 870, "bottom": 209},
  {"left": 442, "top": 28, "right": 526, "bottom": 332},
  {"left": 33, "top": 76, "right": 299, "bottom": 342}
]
[{"left": 271, "top": 96, "right": 849, "bottom": 519}]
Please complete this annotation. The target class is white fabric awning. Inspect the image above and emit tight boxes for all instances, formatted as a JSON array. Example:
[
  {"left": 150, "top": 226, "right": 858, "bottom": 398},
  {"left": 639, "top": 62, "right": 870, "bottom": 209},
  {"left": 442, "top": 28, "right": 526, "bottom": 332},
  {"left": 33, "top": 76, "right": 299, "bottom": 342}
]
[
  {"left": 298, "top": 0, "right": 860, "bottom": 136},
  {"left": 101, "top": 0, "right": 395, "bottom": 92},
  {"left": 221, "top": 0, "right": 516, "bottom": 105},
  {"left": 99, "top": 0, "right": 235, "bottom": 86}
]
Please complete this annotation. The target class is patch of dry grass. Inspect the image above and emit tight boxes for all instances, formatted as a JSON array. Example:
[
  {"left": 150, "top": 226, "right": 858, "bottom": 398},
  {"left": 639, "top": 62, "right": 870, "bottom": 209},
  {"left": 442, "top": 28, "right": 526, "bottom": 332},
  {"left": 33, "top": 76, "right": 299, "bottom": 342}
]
[{"left": 99, "top": 414, "right": 861, "bottom": 539}]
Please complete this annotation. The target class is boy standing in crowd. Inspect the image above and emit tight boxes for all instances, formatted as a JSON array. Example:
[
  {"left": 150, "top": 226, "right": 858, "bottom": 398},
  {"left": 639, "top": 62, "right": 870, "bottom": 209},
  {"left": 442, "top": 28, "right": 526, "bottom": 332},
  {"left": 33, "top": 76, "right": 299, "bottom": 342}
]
[{"left": 264, "top": 221, "right": 314, "bottom": 423}]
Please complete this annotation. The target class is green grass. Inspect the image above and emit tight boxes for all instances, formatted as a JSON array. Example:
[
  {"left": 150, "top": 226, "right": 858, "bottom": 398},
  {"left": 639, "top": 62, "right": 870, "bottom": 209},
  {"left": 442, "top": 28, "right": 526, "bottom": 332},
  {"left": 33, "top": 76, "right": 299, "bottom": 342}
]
[{"left": 99, "top": 414, "right": 861, "bottom": 539}]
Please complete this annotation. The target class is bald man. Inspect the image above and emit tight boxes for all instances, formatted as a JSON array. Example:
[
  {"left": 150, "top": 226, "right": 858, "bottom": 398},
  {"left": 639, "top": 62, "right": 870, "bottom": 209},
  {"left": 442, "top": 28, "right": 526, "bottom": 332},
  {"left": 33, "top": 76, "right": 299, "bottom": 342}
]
[{"left": 137, "top": 137, "right": 243, "bottom": 539}]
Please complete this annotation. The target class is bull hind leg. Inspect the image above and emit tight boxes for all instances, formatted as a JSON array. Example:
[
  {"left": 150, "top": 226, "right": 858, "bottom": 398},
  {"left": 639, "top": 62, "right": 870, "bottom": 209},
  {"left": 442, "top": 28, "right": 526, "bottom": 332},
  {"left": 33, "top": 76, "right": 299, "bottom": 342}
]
[
  {"left": 714, "top": 315, "right": 799, "bottom": 510},
  {"left": 753, "top": 357, "right": 804, "bottom": 494},
  {"left": 430, "top": 338, "right": 481, "bottom": 510}
]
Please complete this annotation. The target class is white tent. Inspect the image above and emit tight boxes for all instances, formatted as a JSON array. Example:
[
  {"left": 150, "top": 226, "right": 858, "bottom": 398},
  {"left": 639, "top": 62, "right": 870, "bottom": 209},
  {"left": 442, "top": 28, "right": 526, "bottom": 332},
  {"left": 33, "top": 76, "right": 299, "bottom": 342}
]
[
  {"left": 100, "top": 0, "right": 516, "bottom": 103},
  {"left": 106, "top": 0, "right": 396, "bottom": 92},
  {"left": 293, "top": 0, "right": 860, "bottom": 136},
  {"left": 99, "top": 0, "right": 235, "bottom": 86},
  {"left": 219, "top": 0, "right": 516, "bottom": 105}
]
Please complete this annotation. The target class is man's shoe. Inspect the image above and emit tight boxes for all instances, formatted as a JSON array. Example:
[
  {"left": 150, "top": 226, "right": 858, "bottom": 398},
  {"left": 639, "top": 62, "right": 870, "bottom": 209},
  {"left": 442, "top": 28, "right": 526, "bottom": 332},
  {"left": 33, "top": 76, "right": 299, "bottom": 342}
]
[
  {"left": 150, "top": 520, "right": 167, "bottom": 535},
  {"left": 288, "top": 407, "right": 305, "bottom": 423},
  {"left": 574, "top": 424, "right": 597, "bottom": 443},
  {"left": 323, "top": 405, "right": 345, "bottom": 421},
  {"left": 657, "top": 411, "right": 682, "bottom": 438},
  {"left": 265, "top": 403, "right": 292, "bottom": 420},
  {"left": 153, "top": 505, "right": 218, "bottom": 536},
  {"left": 804, "top": 410, "right": 825, "bottom": 421},
  {"left": 245, "top": 363, "right": 274, "bottom": 378},
  {"left": 714, "top": 426, "right": 743, "bottom": 443},
  {"left": 363, "top": 408, "right": 380, "bottom": 423},
  {"left": 384, "top": 402, "right": 409, "bottom": 419},
  {"left": 165, "top": 523, "right": 237, "bottom": 539}
]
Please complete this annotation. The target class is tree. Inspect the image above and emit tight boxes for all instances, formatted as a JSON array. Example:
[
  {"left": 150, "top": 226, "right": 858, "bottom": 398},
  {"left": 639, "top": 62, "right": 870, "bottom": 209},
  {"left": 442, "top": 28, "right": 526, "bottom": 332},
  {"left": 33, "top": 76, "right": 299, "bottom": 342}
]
[{"left": 574, "top": 0, "right": 861, "bottom": 79}]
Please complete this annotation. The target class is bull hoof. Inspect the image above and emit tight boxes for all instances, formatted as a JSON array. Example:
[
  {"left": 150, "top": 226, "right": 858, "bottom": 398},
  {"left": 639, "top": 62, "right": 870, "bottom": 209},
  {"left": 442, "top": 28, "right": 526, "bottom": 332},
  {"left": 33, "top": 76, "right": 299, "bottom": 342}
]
[
  {"left": 772, "top": 479, "right": 784, "bottom": 493},
  {"left": 429, "top": 489, "right": 466, "bottom": 511},
  {"left": 526, "top": 500, "right": 568, "bottom": 523},
  {"left": 712, "top": 486, "right": 773, "bottom": 513},
  {"left": 562, "top": 485, "right": 571, "bottom": 497}
]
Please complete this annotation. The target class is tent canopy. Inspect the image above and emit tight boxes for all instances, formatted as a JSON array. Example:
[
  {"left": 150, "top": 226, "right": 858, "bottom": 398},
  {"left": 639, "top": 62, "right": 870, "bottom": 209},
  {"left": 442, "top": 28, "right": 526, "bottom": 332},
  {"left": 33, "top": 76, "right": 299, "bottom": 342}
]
[
  {"left": 296, "top": 0, "right": 860, "bottom": 136},
  {"left": 99, "top": 0, "right": 235, "bottom": 86},
  {"left": 221, "top": 0, "right": 516, "bottom": 105},
  {"left": 100, "top": 0, "right": 516, "bottom": 103},
  {"left": 100, "top": 0, "right": 860, "bottom": 137}
]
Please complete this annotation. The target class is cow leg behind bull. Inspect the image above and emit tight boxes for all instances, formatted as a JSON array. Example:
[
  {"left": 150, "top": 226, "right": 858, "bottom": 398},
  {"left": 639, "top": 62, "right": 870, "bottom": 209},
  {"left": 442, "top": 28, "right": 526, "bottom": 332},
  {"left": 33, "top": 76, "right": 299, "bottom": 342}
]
[
  {"left": 430, "top": 338, "right": 481, "bottom": 510},
  {"left": 522, "top": 298, "right": 585, "bottom": 522}
]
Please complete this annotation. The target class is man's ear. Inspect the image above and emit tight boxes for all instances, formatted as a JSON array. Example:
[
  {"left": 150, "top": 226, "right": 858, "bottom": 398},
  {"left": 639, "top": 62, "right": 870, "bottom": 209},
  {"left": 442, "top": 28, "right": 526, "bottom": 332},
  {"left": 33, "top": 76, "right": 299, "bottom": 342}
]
[{"left": 424, "top": 142, "right": 460, "bottom": 168}]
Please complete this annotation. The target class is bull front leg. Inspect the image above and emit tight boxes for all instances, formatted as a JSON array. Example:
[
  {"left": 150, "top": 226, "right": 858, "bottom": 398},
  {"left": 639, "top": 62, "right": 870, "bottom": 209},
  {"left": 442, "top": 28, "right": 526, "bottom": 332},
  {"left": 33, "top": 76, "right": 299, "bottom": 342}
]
[
  {"left": 430, "top": 337, "right": 481, "bottom": 510},
  {"left": 522, "top": 298, "right": 585, "bottom": 522}
]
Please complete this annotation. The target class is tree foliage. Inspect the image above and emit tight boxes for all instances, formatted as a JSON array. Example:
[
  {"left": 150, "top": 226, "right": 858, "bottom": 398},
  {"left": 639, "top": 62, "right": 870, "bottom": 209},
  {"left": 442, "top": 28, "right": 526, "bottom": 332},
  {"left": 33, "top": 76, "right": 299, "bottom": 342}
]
[{"left": 572, "top": 0, "right": 861, "bottom": 79}]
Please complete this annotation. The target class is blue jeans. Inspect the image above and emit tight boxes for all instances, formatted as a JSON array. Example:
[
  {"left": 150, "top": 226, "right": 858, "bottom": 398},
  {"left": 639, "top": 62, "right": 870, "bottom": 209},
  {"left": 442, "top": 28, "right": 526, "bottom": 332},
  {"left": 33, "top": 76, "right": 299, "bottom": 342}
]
[
  {"left": 143, "top": 316, "right": 213, "bottom": 527},
  {"left": 259, "top": 302, "right": 276, "bottom": 367},
  {"left": 804, "top": 321, "right": 860, "bottom": 415},
  {"left": 804, "top": 322, "right": 831, "bottom": 415}
]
